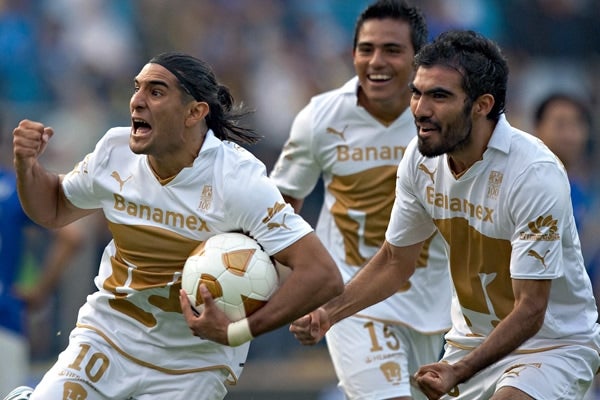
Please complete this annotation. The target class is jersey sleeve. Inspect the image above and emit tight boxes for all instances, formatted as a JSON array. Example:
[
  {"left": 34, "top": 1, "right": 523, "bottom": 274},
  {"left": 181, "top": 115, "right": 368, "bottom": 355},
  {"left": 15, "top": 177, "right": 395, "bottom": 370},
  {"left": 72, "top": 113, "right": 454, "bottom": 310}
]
[
  {"left": 61, "top": 130, "right": 115, "bottom": 209},
  {"left": 508, "top": 161, "right": 570, "bottom": 279},
  {"left": 269, "top": 103, "right": 322, "bottom": 199},
  {"left": 225, "top": 159, "right": 313, "bottom": 256},
  {"left": 386, "top": 141, "right": 438, "bottom": 247}
]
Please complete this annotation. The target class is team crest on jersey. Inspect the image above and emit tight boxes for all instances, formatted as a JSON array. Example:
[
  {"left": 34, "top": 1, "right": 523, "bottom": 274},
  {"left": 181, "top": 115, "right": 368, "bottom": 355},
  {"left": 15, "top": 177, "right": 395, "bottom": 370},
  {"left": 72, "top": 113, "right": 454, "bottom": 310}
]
[
  {"left": 199, "top": 185, "right": 213, "bottom": 210},
  {"left": 487, "top": 171, "right": 503, "bottom": 199},
  {"left": 62, "top": 380, "right": 88, "bottom": 399},
  {"left": 379, "top": 361, "right": 401, "bottom": 385}
]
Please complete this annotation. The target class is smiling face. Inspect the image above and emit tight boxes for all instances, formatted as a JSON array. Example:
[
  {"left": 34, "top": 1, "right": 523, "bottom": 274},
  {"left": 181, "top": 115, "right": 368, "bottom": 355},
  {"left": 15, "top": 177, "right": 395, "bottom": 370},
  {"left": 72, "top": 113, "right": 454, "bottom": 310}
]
[
  {"left": 130, "top": 63, "right": 207, "bottom": 178},
  {"left": 410, "top": 65, "right": 474, "bottom": 158},
  {"left": 353, "top": 18, "right": 415, "bottom": 122}
]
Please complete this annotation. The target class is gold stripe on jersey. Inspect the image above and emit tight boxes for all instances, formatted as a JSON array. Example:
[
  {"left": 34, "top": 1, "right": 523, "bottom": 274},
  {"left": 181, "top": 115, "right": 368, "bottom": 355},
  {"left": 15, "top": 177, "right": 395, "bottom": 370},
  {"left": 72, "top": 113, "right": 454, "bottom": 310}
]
[
  {"left": 76, "top": 324, "right": 238, "bottom": 384},
  {"left": 104, "top": 222, "right": 201, "bottom": 326},
  {"left": 445, "top": 339, "right": 568, "bottom": 354},
  {"left": 435, "top": 217, "right": 514, "bottom": 332},
  {"left": 329, "top": 165, "right": 396, "bottom": 266},
  {"left": 351, "top": 314, "right": 451, "bottom": 335}
]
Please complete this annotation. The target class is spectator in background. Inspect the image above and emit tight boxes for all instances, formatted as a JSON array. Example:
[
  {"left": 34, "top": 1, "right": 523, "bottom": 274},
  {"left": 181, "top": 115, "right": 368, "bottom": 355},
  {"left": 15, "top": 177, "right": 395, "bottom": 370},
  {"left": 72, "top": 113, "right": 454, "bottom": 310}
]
[{"left": 533, "top": 92, "right": 600, "bottom": 310}]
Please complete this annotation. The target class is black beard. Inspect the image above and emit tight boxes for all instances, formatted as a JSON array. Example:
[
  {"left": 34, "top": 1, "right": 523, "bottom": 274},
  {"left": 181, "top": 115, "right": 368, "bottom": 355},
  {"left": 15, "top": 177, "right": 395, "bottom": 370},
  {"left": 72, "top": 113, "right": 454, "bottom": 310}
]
[{"left": 417, "top": 103, "right": 473, "bottom": 157}]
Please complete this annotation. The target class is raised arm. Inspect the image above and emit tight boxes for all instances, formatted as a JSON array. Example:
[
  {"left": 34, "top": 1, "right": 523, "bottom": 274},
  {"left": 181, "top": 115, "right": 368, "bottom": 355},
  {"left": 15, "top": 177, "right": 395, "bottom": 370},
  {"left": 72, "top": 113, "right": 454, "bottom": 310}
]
[{"left": 13, "top": 119, "right": 95, "bottom": 228}]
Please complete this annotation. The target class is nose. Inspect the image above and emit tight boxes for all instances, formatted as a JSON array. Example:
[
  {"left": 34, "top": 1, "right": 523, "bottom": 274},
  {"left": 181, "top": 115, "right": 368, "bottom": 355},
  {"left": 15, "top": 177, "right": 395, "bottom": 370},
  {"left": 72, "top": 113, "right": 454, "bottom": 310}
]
[
  {"left": 410, "top": 96, "right": 430, "bottom": 118},
  {"left": 130, "top": 90, "right": 146, "bottom": 111},
  {"left": 369, "top": 48, "right": 386, "bottom": 67}
]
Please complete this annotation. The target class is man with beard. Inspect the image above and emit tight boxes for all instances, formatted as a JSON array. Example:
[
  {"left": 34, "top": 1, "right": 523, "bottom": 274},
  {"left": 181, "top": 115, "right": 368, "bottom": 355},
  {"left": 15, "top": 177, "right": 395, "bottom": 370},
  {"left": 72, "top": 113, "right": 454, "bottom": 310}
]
[{"left": 290, "top": 30, "right": 600, "bottom": 399}]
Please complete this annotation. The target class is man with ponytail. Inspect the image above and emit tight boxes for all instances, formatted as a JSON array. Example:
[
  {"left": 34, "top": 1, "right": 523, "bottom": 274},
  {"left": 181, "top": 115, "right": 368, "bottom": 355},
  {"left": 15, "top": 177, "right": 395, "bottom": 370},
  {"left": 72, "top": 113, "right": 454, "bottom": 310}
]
[{"left": 6, "top": 52, "right": 342, "bottom": 400}]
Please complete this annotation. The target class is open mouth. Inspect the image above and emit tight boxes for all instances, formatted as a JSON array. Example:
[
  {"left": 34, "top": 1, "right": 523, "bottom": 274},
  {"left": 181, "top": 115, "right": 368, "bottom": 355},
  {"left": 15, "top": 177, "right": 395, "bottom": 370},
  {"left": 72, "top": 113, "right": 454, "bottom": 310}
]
[
  {"left": 367, "top": 73, "right": 392, "bottom": 83},
  {"left": 132, "top": 118, "right": 152, "bottom": 135}
]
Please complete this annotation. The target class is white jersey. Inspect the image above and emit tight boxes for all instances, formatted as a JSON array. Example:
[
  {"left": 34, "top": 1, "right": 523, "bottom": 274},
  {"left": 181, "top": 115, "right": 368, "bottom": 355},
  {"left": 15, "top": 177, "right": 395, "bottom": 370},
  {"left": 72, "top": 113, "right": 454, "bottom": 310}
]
[
  {"left": 61, "top": 127, "right": 313, "bottom": 383},
  {"left": 388, "top": 114, "right": 600, "bottom": 351},
  {"left": 271, "top": 77, "right": 451, "bottom": 333}
]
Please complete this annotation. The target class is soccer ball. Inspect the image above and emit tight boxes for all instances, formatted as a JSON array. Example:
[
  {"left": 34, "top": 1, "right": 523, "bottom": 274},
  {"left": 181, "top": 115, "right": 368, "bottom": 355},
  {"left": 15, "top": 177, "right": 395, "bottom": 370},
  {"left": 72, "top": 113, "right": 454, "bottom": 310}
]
[{"left": 181, "top": 232, "right": 279, "bottom": 321}]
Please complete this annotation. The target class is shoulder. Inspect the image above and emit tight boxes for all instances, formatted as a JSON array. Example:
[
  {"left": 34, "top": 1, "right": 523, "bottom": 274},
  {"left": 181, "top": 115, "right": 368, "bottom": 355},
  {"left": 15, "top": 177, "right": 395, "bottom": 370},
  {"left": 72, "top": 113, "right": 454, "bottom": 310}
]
[
  {"left": 491, "top": 116, "right": 558, "bottom": 166},
  {"left": 308, "top": 77, "right": 358, "bottom": 122},
  {"left": 217, "top": 141, "right": 267, "bottom": 179},
  {"left": 96, "top": 126, "right": 130, "bottom": 150}
]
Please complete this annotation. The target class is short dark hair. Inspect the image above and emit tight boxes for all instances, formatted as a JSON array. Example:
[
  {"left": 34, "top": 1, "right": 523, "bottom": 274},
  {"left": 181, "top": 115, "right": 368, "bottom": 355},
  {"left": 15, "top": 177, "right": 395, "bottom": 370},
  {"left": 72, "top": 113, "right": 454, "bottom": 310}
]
[
  {"left": 353, "top": 0, "right": 428, "bottom": 54},
  {"left": 534, "top": 92, "right": 592, "bottom": 129},
  {"left": 149, "top": 52, "right": 260, "bottom": 145},
  {"left": 414, "top": 30, "right": 509, "bottom": 122}
]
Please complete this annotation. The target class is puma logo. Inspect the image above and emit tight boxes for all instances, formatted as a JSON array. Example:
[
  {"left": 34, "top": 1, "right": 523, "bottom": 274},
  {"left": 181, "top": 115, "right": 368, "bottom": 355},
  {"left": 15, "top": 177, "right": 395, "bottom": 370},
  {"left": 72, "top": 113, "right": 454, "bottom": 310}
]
[
  {"left": 418, "top": 163, "right": 436, "bottom": 184},
  {"left": 326, "top": 125, "right": 348, "bottom": 140},
  {"left": 266, "top": 214, "right": 290, "bottom": 230},
  {"left": 262, "top": 202, "right": 286, "bottom": 224},
  {"left": 111, "top": 171, "right": 133, "bottom": 191},
  {"left": 527, "top": 249, "right": 550, "bottom": 268}
]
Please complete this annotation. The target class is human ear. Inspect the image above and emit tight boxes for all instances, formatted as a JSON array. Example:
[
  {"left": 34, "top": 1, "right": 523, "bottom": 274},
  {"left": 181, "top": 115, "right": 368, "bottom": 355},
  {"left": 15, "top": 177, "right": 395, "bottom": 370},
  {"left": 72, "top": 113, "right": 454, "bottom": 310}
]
[
  {"left": 474, "top": 94, "right": 494, "bottom": 116},
  {"left": 186, "top": 101, "right": 209, "bottom": 127}
]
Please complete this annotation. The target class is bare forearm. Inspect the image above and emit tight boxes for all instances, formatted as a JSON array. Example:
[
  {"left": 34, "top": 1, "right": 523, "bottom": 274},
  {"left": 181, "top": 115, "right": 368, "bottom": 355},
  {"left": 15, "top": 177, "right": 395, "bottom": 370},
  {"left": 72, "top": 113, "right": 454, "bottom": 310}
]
[
  {"left": 326, "top": 241, "right": 419, "bottom": 325},
  {"left": 15, "top": 160, "right": 64, "bottom": 228},
  {"left": 249, "top": 233, "right": 343, "bottom": 336},
  {"left": 452, "top": 281, "right": 549, "bottom": 383}
]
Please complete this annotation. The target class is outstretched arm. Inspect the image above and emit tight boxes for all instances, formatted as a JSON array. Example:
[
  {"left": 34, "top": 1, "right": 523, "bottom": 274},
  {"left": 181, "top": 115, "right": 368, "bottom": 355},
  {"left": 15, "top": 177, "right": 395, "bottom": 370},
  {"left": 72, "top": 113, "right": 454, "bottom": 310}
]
[{"left": 291, "top": 239, "right": 424, "bottom": 345}]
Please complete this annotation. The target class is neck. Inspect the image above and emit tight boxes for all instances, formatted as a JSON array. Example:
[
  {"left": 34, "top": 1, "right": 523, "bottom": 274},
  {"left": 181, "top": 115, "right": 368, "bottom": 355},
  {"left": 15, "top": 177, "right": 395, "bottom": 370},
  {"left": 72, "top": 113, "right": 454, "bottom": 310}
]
[{"left": 357, "top": 89, "right": 409, "bottom": 126}]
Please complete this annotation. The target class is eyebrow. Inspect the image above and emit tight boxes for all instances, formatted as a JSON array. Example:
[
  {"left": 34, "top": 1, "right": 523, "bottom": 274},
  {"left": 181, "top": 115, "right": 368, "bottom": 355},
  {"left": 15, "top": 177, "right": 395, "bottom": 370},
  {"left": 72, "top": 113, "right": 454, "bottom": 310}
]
[
  {"left": 409, "top": 82, "right": 454, "bottom": 96},
  {"left": 134, "top": 78, "right": 170, "bottom": 89},
  {"left": 357, "top": 41, "right": 405, "bottom": 49}
]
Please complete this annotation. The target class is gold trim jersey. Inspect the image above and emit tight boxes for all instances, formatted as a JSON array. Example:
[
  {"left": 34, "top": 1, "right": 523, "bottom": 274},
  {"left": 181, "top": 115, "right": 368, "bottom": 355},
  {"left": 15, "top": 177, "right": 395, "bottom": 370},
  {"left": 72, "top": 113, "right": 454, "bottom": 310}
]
[
  {"left": 271, "top": 77, "right": 451, "bottom": 333},
  {"left": 61, "top": 128, "right": 313, "bottom": 382},
  {"left": 389, "top": 114, "right": 600, "bottom": 351}
]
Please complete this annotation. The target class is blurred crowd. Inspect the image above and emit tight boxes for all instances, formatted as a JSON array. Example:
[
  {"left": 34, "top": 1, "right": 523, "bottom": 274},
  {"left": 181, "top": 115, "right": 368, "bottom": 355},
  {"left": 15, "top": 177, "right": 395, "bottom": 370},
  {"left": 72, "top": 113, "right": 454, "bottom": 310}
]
[{"left": 1, "top": 0, "right": 600, "bottom": 371}]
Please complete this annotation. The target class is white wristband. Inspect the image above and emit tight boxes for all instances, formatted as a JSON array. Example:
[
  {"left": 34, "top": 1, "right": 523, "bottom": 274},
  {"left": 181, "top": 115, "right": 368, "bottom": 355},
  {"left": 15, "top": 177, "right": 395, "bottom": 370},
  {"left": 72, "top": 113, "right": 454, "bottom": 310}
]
[{"left": 227, "top": 318, "right": 254, "bottom": 347}]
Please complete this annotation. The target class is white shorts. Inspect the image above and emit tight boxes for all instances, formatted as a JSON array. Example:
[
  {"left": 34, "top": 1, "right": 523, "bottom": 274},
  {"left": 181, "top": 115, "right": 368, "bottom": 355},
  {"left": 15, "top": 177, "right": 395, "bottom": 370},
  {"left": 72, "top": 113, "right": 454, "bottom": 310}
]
[
  {"left": 436, "top": 342, "right": 600, "bottom": 400},
  {"left": 30, "top": 329, "right": 231, "bottom": 400},
  {"left": 325, "top": 315, "right": 445, "bottom": 400}
]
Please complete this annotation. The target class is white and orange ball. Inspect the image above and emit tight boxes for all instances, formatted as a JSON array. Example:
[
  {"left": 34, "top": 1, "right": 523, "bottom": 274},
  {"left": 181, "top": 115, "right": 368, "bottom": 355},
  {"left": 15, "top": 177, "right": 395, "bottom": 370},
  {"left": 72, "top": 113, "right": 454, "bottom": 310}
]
[{"left": 182, "top": 233, "right": 278, "bottom": 321}]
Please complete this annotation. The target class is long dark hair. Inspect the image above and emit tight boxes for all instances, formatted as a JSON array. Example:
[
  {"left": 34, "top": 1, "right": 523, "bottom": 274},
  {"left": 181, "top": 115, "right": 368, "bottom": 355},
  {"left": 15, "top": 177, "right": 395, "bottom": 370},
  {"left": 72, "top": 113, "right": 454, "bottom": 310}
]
[{"left": 149, "top": 52, "right": 261, "bottom": 145}]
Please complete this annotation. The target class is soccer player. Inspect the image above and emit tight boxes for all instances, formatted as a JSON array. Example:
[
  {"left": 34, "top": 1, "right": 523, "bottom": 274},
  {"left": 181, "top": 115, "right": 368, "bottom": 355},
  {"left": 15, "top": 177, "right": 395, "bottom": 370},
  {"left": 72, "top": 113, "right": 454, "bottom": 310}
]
[
  {"left": 8, "top": 52, "right": 342, "bottom": 400},
  {"left": 270, "top": 1, "right": 451, "bottom": 399},
  {"left": 290, "top": 30, "right": 600, "bottom": 400}
]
